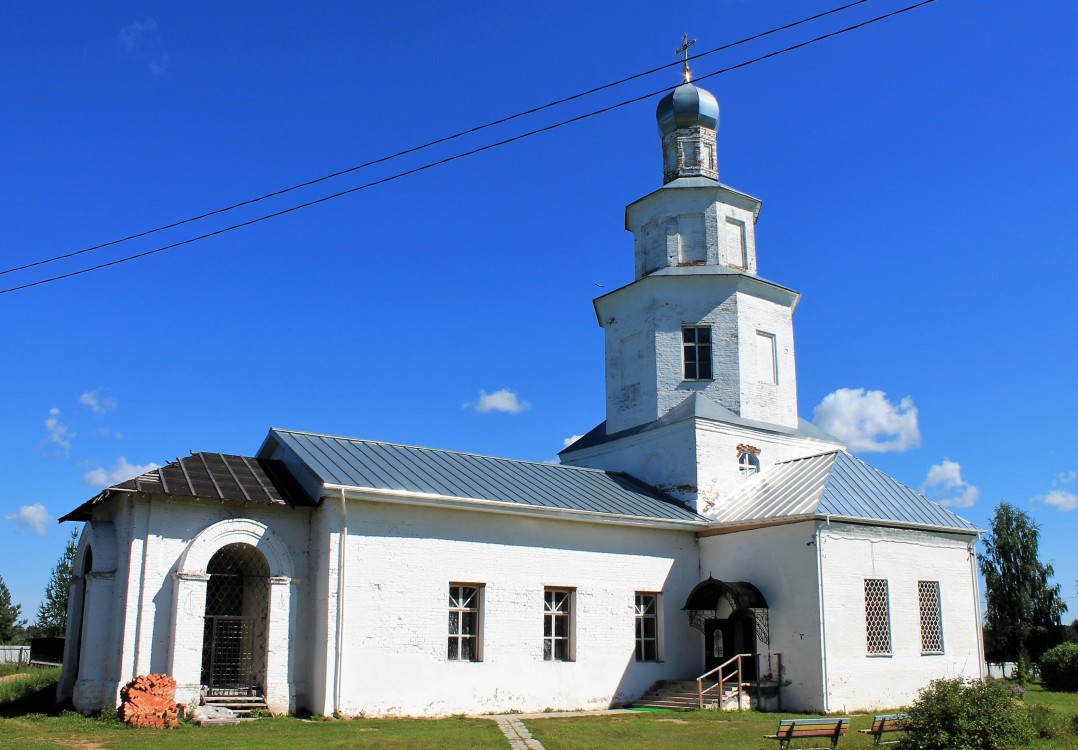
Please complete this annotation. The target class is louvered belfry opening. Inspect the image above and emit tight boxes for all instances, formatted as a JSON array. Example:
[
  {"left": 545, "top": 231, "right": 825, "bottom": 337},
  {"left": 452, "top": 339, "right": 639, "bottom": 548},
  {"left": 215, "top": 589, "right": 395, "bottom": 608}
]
[{"left": 201, "top": 543, "right": 270, "bottom": 696}]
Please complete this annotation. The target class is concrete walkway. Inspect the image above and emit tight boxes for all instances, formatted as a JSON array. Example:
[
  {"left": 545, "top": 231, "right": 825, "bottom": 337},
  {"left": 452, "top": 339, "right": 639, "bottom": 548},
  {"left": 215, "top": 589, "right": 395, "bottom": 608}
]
[{"left": 482, "top": 709, "right": 640, "bottom": 749}]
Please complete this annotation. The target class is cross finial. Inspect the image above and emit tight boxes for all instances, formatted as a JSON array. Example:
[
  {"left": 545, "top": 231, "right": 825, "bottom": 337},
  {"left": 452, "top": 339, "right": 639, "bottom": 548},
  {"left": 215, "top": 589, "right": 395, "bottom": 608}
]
[{"left": 676, "top": 33, "right": 697, "bottom": 83}]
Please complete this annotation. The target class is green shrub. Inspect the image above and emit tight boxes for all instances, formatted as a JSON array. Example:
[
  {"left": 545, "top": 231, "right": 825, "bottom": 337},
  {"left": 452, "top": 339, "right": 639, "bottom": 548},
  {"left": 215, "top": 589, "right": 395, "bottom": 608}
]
[
  {"left": 1039, "top": 642, "right": 1078, "bottom": 692},
  {"left": 897, "top": 677, "right": 1034, "bottom": 750},
  {"left": 1026, "top": 703, "right": 1069, "bottom": 739}
]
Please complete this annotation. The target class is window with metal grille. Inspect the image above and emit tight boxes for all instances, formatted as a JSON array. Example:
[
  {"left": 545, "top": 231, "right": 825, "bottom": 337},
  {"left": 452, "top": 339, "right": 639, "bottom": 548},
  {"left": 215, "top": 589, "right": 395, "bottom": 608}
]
[
  {"left": 448, "top": 585, "right": 481, "bottom": 662},
  {"left": 918, "top": 580, "right": 944, "bottom": 654},
  {"left": 864, "top": 578, "right": 892, "bottom": 655},
  {"left": 682, "top": 326, "right": 713, "bottom": 380},
  {"left": 543, "top": 589, "right": 573, "bottom": 661},
  {"left": 635, "top": 593, "right": 659, "bottom": 662}
]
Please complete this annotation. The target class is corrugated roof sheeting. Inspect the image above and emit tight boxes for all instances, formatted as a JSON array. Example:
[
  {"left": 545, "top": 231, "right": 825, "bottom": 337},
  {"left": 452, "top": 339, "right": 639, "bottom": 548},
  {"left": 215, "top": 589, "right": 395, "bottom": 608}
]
[
  {"left": 270, "top": 428, "right": 704, "bottom": 522},
  {"left": 711, "top": 450, "right": 978, "bottom": 533},
  {"left": 58, "top": 452, "right": 315, "bottom": 522}
]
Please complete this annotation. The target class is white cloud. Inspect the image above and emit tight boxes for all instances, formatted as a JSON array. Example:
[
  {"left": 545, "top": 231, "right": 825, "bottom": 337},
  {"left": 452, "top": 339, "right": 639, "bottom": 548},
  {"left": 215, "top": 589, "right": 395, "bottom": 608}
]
[
  {"left": 812, "top": 388, "right": 920, "bottom": 453},
  {"left": 119, "top": 17, "right": 158, "bottom": 50},
  {"left": 118, "top": 17, "right": 168, "bottom": 74},
  {"left": 921, "top": 459, "right": 981, "bottom": 509},
  {"left": 468, "top": 389, "right": 531, "bottom": 414},
  {"left": 80, "top": 390, "right": 117, "bottom": 415},
  {"left": 1043, "top": 489, "right": 1078, "bottom": 512},
  {"left": 563, "top": 434, "right": 584, "bottom": 448},
  {"left": 83, "top": 456, "right": 160, "bottom": 488},
  {"left": 44, "top": 407, "right": 75, "bottom": 450},
  {"left": 1056, "top": 470, "right": 1076, "bottom": 484},
  {"left": 5, "top": 504, "right": 51, "bottom": 536}
]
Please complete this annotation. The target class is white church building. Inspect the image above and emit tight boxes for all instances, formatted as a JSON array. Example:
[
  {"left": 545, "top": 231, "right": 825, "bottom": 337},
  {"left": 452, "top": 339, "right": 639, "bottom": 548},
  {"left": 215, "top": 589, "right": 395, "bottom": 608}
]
[{"left": 58, "top": 74, "right": 984, "bottom": 717}]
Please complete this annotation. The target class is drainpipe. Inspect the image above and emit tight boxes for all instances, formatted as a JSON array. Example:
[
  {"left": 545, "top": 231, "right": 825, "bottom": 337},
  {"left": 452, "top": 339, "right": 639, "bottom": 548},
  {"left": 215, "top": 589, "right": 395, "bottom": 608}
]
[
  {"left": 968, "top": 538, "right": 986, "bottom": 679},
  {"left": 815, "top": 519, "right": 830, "bottom": 712},
  {"left": 332, "top": 489, "right": 348, "bottom": 715}
]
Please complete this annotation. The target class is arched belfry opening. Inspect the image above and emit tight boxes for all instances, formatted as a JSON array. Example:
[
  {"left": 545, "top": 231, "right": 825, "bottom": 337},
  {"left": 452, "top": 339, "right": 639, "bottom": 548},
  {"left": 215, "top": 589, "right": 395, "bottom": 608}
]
[{"left": 201, "top": 543, "right": 270, "bottom": 697}]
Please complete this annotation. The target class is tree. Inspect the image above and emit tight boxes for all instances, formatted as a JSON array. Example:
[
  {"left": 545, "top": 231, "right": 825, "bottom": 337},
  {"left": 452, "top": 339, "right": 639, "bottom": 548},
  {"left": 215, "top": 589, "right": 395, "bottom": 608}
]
[
  {"left": 979, "top": 502, "right": 1067, "bottom": 664},
  {"left": 34, "top": 528, "right": 79, "bottom": 637},
  {"left": 0, "top": 574, "right": 26, "bottom": 644}
]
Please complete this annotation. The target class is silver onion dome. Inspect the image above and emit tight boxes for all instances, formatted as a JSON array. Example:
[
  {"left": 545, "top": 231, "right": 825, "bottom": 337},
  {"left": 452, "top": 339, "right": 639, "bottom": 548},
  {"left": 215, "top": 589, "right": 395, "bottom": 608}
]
[{"left": 656, "top": 82, "right": 719, "bottom": 137}]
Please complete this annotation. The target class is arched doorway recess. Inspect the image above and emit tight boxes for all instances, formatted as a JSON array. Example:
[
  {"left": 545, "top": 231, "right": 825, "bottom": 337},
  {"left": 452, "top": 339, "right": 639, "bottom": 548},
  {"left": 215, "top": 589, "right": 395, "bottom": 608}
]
[{"left": 201, "top": 543, "right": 270, "bottom": 696}]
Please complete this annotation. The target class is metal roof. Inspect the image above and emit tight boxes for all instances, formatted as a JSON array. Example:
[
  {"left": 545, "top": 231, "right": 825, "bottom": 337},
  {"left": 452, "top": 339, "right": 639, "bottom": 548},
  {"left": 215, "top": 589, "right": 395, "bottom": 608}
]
[
  {"left": 710, "top": 450, "right": 979, "bottom": 534},
  {"left": 59, "top": 453, "right": 315, "bottom": 522},
  {"left": 265, "top": 428, "right": 705, "bottom": 523},
  {"left": 561, "top": 392, "right": 843, "bottom": 456}
]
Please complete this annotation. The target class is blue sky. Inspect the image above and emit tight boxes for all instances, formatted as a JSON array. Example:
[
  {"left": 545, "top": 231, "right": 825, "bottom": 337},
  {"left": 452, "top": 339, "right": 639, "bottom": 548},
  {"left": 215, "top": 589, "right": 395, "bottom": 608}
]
[{"left": 2, "top": 1, "right": 1075, "bottom": 622}]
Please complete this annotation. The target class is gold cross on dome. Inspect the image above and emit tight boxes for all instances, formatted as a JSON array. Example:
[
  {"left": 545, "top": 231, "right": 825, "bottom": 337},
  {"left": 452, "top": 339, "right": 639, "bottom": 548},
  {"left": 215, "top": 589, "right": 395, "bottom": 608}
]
[{"left": 676, "top": 33, "right": 697, "bottom": 83}]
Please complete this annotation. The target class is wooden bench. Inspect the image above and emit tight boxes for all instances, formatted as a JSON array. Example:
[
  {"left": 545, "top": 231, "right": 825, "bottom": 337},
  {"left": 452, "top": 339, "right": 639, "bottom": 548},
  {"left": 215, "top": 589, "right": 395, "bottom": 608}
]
[
  {"left": 857, "top": 713, "right": 909, "bottom": 745},
  {"left": 764, "top": 717, "right": 851, "bottom": 749}
]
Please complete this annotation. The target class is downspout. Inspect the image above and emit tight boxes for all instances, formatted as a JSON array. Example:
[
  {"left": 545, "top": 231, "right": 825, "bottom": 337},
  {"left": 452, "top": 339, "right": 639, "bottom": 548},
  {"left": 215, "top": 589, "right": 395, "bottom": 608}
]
[
  {"left": 968, "top": 538, "right": 986, "bottom": 679},
  {"left": 815, "top": 518, "right": 830, "bottom": 712},
  {"left": 332, "top": 489, "right": 348, "bottom": 715}
]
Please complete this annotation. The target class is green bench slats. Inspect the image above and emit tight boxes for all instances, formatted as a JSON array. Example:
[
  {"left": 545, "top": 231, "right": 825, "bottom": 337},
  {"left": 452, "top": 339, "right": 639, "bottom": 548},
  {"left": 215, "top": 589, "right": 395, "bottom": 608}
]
[
  {"left": 857, "top": 713, "right": 909, "bottom": 745},
  {"left": 764, "top": 717, "right": 851, "bottom": 749}
]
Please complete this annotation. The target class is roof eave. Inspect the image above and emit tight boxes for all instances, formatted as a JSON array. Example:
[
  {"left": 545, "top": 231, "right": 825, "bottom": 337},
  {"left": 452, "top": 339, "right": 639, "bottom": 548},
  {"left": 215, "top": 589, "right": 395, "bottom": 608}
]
[
  {"left": 324, "top": 483, "right": 707, "bottom": 530},
  {"left": 700, "top": 512, "right": 981, "bottom": 537}
]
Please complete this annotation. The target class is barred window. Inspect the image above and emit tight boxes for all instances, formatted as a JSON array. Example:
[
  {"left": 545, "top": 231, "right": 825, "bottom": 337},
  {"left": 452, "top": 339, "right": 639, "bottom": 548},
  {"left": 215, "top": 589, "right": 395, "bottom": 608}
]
[
  {"left": 448, "top": 585, "right": 481, "bottom": 662},
  {"left": 918, "top": 580, "right": 944, "bottom": 654},
  {"left": 543, "top": 589, "right": 574, "bottom": 661},
  {"left": 864, "top": 579, "right": 892, "bottom": 655},
  {"left": 635, "top": 593, "right": 659, "bottom": 662},
  {"left": 682, "top": 326, "right": 713, "bottom": 380}
]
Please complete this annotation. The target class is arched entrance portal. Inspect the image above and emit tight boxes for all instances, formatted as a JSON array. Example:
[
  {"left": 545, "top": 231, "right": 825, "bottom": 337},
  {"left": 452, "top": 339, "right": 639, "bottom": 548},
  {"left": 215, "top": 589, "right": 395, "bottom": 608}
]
[
  {"left": 201, "top": 543, "right": 270, "bottom": 696},
  {"left": 684, "top": 577, "right": 769, "bottom": 680}
]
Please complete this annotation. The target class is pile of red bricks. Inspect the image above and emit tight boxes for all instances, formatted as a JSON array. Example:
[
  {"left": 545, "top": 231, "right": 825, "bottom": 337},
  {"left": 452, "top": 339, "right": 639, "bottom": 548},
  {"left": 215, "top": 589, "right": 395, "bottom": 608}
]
[{"left": 119, "top": 674, "right": 181, "bottom": 728}]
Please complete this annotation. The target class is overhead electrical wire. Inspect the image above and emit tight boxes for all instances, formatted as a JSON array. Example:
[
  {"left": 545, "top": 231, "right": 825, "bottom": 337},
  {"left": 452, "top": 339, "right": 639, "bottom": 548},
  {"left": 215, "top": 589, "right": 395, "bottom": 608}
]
[
  {"left": 0, "top": 0, "right": 875, "bottom": 280},
  {"left": 0, "top": 0, "right": 936, "bottom": 296}
]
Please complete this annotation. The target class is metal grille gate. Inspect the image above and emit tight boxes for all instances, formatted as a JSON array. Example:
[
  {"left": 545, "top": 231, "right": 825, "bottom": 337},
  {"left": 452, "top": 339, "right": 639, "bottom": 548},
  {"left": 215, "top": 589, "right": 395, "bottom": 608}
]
[{"left": 201, "top": 543, "right": 269, "bottom": 697}]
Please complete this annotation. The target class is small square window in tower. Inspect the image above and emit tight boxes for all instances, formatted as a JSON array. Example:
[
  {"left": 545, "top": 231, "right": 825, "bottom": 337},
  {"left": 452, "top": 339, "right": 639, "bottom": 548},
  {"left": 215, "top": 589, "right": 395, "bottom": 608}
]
[
  {"left": 543, "top": 588, "right": 574, "bottom": 661},
  {"left": 448, "top": 585, "right": 482, "bottom": 662},
  {"left": 682, "top": 326, "right": 713, "bottom": 381}
]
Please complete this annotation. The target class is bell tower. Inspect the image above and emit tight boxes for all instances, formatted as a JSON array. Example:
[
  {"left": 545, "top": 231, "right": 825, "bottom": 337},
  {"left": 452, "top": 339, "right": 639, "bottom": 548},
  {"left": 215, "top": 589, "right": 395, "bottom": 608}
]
[{"left": 562, "top": 58, "right": 841, "bottom": 513}]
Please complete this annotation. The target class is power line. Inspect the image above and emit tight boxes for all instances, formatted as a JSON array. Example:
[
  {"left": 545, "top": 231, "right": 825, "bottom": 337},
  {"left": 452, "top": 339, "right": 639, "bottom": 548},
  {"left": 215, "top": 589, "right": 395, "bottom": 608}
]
[
  {"left": 0, "top": 0, "right": 936, "bottom": 296},
  {"left": 0, "top": 0, "right": 875, "bottom": 279}
]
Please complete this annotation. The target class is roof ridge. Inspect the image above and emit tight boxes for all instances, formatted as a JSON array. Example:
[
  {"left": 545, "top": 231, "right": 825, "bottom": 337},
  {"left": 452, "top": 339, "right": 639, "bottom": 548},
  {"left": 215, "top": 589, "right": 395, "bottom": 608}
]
[{"left": 268, "top": 427, "right": 621, "bottom": 475}]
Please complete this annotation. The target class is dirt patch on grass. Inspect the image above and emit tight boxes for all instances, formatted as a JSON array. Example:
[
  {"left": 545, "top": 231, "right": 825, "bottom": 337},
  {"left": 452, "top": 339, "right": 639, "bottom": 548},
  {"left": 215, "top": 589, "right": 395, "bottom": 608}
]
[
  {"left": 655, "top": 718, "right": 689, "bottom": 724},
  {"left": 0, "top": 673, "right": 31, "bottom": 683}
]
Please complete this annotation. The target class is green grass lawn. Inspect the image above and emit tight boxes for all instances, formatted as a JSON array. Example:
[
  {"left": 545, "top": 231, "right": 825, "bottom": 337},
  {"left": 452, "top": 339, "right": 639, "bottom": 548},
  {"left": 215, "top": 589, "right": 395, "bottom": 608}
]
[{"left": 0, "top": 672, "right": 1074, "bottom": 750}]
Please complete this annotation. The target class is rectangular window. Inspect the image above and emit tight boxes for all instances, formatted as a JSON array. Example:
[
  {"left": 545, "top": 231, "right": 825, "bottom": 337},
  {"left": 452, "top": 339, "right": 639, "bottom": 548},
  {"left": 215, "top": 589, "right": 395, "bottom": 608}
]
[
  {"left": 918, "top": 581, "right": 944, "bottom": 654},
  {"left": 635, "top": 593, "right": 660, "bottom": 662},
  {"left": 756, "top": 331, "right": 777, "bottom": 384},
  {"left": 543, "top": 588, "right": 573, "bottom": 661},
  {"left": 682, "top": 326, "right": 713, "bottom": 380},
  {"left": 864, "top": 578, "right": 892, "bottom": 655},
  {"left": 448, "top": 584, "right": 482, "bottom": 662}
]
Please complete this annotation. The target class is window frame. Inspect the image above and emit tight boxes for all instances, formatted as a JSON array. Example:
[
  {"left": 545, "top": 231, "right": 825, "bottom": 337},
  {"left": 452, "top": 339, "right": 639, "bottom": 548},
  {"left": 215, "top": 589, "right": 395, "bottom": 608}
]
[
  {"left": 738, "top": 451, "right": 760, "bottom": 477},
  {"left": 918, "top": 580, "right": 945, "bottom": 655},
  {"left": 863, "top": 578, "right": 893, "bottom": 657},
  {"left": 634, "top": 592, "right": 662, "bottom": 662},
  {"left": 543, "top": 588, "right": 575, "bottom": 662},
  {"left": 682, "top": 325, "right": 714, "bottom": 381},
  {"left": 447, "top": 583, "right": 483, "bottom": 663}
]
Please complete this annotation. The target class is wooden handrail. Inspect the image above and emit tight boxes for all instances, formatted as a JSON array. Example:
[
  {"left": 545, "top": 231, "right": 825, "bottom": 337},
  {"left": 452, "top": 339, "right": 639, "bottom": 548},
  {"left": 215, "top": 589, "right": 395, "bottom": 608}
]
[{"left": 697, "top": 653, "right": 751, "bottom": 709}]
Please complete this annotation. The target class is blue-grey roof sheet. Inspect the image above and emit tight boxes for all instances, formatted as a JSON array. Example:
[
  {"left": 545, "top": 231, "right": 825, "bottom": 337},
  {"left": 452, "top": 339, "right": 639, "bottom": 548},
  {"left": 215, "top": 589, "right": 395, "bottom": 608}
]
[
  {"left": 266, "top": 428, "right": 705, "bottom": 523},
  {"left": 711, "top": 450, "right": 979, "bottom": 533}
]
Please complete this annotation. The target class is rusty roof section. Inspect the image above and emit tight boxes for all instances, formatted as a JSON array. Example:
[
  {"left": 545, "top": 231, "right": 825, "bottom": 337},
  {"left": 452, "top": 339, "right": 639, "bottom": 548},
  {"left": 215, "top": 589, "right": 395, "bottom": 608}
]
[{"left": 59, "top": 453, "right": 315, "bottom": 522}]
